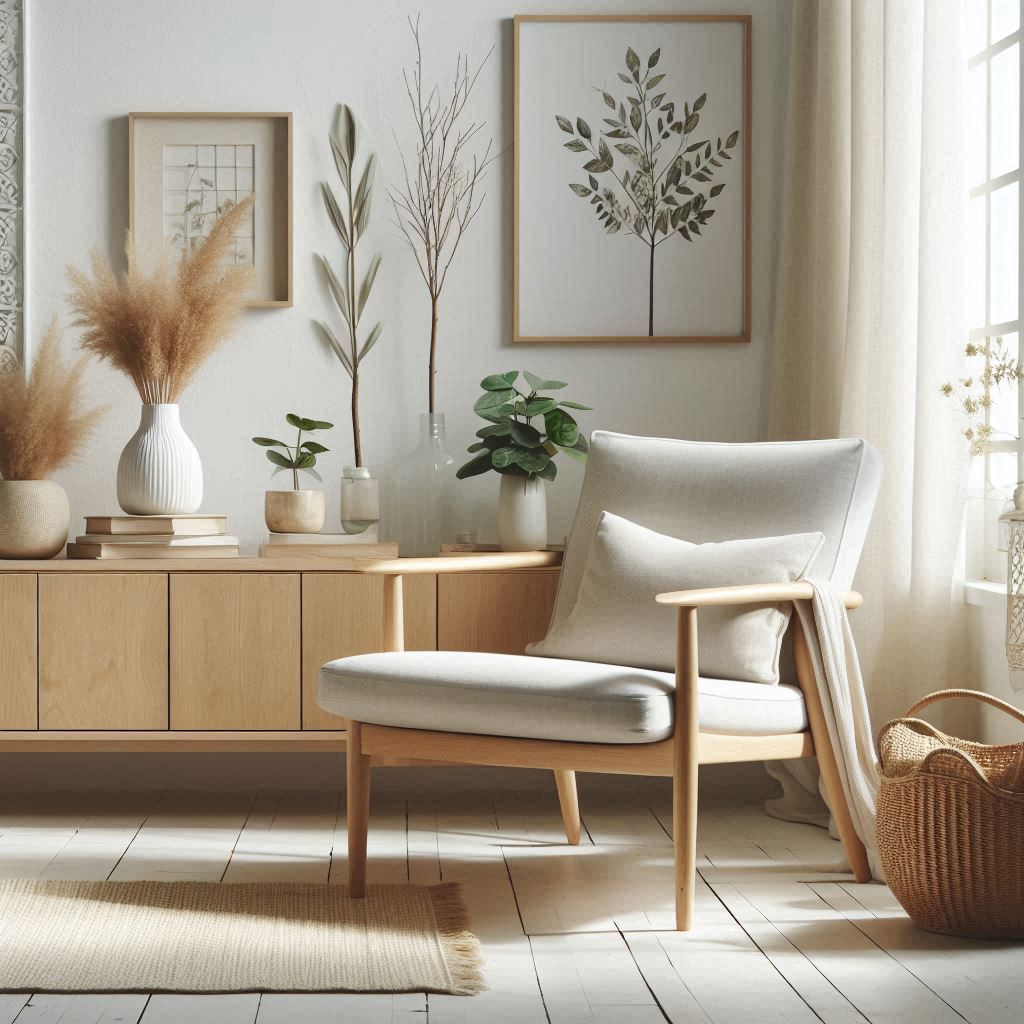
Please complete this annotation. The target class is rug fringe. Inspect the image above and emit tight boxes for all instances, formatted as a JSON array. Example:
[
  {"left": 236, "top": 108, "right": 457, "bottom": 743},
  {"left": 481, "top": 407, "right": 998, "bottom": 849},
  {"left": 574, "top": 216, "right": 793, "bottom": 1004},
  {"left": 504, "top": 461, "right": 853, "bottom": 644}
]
[{"left": 428, "top": 882, "right": 487, "bottom": 996}]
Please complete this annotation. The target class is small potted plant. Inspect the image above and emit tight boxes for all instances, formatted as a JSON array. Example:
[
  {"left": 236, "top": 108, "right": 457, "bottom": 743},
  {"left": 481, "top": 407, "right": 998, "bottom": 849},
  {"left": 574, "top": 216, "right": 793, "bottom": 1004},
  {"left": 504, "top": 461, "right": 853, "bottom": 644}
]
[
  {"left": 457, "top": 371, "right": 591, "bottom": 551},
  {"left": 253, "top": 414, "right": 333, "bottom": 534},
  {"left": 0, "top": 318, "right": 107, "bottom": 558}
]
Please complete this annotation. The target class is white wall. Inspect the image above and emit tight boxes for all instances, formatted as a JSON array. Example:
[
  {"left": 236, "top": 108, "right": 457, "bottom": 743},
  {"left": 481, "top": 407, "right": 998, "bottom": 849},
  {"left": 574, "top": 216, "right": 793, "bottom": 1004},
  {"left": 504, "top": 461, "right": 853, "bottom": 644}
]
[{"left": 28, "top": 0, "right": 792, "bottom": 550}]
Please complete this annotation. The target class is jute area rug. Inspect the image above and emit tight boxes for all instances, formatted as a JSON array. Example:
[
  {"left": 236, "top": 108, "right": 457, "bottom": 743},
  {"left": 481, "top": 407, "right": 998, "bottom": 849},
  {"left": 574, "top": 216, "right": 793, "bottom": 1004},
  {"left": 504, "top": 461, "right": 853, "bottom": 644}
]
[{"left": 0, "top": 879, "right": 483, "bottom": 995}]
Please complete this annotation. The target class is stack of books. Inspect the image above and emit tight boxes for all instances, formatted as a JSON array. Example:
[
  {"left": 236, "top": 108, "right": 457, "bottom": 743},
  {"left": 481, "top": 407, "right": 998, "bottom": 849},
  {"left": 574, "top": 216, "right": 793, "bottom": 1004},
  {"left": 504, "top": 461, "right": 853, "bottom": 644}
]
[
  {"left": 67, "top": 514, "right": 239, "bottom": 559},
  {"left": 259, "top": 532, "right": 397, "bottom": 559}
]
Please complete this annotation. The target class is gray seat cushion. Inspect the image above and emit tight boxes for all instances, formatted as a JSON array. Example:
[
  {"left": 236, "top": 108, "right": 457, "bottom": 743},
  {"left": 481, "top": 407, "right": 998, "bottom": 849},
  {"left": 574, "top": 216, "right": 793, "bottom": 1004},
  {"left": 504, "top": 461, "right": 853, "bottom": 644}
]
[{"left": 319, "top": 651, "right": 808, "bottom": 744}]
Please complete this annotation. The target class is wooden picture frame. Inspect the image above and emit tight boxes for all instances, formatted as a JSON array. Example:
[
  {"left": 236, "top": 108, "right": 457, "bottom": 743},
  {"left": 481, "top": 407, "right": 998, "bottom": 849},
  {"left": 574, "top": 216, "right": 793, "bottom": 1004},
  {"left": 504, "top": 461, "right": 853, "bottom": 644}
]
[
  {"left": 513, "top": 15, "right": 752, "bottom": 344},
  {"left": 128, "top": 112, "right": 293, "bottom": 308}
]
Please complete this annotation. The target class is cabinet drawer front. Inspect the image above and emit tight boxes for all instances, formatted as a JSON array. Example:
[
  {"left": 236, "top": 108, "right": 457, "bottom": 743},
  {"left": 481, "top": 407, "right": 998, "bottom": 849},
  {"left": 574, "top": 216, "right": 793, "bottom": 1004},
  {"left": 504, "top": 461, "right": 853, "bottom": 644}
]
[
  {"left": 0, "top": 574, "right": 37, "bottom": 729},
  {"left": 302, "top": 573, "right": 436, "bottom": 730},
  {"left": 438, "top": 571, "right": 559, "bottom": 654},
  {"left": 171, "top": 573, "right": 300, "bottom": 730},
  {"left": 39, "top": 573, "right": 168, "bottom": 730}
]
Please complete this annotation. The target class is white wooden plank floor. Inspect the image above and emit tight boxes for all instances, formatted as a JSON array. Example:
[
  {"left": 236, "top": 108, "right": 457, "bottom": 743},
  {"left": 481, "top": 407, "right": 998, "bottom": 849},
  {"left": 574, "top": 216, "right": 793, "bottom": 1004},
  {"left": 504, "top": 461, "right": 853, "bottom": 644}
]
[{"left": 0, "top": 768, "right": 1016, "bottom": 1024}]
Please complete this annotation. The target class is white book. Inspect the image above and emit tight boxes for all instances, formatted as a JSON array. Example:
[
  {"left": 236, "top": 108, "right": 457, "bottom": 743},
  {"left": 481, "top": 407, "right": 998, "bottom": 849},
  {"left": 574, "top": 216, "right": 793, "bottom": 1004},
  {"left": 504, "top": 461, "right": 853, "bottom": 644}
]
[{"left": 76, "top": 534, "right": 239, "bottom": 547}]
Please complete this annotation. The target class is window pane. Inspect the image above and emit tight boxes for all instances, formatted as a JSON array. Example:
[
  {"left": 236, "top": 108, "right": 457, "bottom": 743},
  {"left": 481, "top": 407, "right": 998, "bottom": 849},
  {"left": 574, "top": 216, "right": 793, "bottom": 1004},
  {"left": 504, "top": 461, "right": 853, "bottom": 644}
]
[
  {"left": 989, "top": 332, "right": 1021, "bottom": 439},
  {"left": 991, "top": 43, "right": 1020, "bottom": 178},
  {"left": 992, "top": 0, "right": 1021, "bottom": 41},
  {"left": 991, "top": 181, "right": 1019, "bottom": 324},
  {"left": 969, "top": 62, "right": 988, "bottom": 186},
  {"left": 967, "top": 0, "right": 989, "bottom": 56},
  {"left": 970, "top": 194, "right": 988, "bottom": 326}
]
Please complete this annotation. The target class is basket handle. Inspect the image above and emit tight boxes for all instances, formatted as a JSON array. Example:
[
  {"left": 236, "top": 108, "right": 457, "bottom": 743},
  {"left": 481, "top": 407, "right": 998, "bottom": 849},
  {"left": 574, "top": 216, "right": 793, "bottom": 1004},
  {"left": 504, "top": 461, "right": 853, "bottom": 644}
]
[{"left": 906, "top": 688, "right": 1024, "bottom": 727}]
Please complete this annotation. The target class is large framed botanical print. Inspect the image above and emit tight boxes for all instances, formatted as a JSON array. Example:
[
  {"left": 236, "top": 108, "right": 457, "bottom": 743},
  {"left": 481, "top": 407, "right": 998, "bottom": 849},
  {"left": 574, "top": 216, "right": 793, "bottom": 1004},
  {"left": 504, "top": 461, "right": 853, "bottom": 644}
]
[
  {"left": 514, "top": 15, "right": 751, "bottom": 343},
  {"left": 129, "top": 112, "right": 293, "bottom": 307}
]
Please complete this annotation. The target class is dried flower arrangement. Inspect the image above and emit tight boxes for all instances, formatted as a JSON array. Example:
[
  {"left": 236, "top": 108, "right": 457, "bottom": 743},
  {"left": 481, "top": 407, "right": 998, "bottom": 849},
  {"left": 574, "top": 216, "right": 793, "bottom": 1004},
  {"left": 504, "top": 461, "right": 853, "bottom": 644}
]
[
  {"left": 941, "top": 337, "right": 1022, "bottom": 455},
  {"left": 0, "top": 318, "right": 107, "bottom": 481},
  {"left": 66, "top": 195, "right": 255, "bottom": 404},
  {"left": 391, "top": 16, "right": 497, "bottom": 413}
]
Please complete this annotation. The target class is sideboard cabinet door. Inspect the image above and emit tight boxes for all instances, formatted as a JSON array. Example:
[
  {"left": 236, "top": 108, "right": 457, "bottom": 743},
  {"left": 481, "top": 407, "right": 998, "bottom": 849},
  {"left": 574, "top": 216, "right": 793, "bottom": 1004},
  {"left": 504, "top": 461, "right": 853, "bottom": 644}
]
[
  {"left": 170, "top": 573, "right": 301, "bottom": 730},
  {"left": 0, "top": 574, "right": 38, "bottom": 729},
  {"left": 39, "top": 573, "right": 169, "bottom": 730},
  {"left": 438, "top": 571, "right": 559, "bottom": 654},
  {"left": 301, "top": 573, "right": 437, "bottom": 730}
]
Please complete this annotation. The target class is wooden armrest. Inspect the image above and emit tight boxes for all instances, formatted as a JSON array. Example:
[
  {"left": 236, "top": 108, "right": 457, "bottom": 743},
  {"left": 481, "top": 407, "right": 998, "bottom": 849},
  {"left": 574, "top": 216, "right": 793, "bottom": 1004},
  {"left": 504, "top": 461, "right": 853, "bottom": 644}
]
[
  {"left": 655, "top": 581, "right": 863, "bottom": 610},
  {"left": 351, "top": 550, "right": 562, "bottom": 575}
]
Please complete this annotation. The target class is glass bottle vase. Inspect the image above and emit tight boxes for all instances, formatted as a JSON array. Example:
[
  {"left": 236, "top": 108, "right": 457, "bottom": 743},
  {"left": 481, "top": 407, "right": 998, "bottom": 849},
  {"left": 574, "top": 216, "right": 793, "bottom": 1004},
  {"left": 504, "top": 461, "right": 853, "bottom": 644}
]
[
  {"left": 393, "top": 413, "right": 456, "bottom": 556},
  {"left": 340, "top": 466, "right": 381, "bottom": 537}
]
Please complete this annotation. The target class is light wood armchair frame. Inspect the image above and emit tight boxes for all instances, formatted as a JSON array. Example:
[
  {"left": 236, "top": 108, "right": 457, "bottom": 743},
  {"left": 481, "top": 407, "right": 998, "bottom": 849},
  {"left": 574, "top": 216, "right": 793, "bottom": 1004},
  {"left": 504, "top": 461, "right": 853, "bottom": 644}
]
[{"left": 344, "top": 553, "right": 871, "bottom": 931}]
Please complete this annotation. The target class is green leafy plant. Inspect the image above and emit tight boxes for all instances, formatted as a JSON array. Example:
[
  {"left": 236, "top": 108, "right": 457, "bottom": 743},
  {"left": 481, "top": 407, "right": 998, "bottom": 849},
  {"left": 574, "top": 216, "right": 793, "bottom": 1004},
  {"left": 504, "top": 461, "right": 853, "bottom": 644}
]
[
  {"left": 456, "top": 371, "right": 592, "bottom": 481},
  {"left": 557, "top": 46, "right": 739, "bottom": 336},
  {"left": 941, "top": 337, "right": 1022, "bottom": 455},
  {"left": 315, "top": 105, "right": 384, "bottom": 467},
  {"left": 252, "top": 414, "right": 333, "bottom": 490}
]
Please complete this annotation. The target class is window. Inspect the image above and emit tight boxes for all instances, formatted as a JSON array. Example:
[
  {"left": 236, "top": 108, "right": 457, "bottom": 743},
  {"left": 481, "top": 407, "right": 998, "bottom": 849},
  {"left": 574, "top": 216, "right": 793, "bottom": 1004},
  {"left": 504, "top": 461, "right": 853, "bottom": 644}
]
[{"left": 968, "top": 1, "right": 1023, "bottom": 581}]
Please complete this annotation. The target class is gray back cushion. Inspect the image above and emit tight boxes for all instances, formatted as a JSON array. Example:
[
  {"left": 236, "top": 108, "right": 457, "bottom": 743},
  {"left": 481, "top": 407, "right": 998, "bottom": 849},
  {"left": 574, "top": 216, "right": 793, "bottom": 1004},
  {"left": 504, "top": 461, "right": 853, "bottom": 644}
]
[{"left": 550, "top": 432, "right": 882, "bottom": 633}]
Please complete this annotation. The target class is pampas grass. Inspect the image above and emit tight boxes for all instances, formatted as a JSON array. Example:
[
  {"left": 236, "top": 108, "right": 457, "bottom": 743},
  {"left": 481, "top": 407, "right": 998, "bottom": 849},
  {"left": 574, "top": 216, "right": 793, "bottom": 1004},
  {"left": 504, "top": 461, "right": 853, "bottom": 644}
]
[
  {"left": 66, "top": 195, "right": 255, "bottom": 404},
  {"left": 0, "top": 318, "right": 108, "bottom": 481}
]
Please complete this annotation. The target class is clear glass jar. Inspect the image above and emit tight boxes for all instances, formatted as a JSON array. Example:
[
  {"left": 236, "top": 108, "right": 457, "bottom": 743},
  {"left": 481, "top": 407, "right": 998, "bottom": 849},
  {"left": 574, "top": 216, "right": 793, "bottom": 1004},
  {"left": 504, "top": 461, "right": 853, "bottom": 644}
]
[
  {"left": 393, "top": 413, "right": 456, "bottom": 556},
  {"left": 340, "top": 465, "right": 380, "bottom": 536}
]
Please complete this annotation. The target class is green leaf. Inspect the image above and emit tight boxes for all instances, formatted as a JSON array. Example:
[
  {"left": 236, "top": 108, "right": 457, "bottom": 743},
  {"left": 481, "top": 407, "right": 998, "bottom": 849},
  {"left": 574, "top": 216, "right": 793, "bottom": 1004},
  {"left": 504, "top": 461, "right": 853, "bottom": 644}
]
[
  {"left": 481, "top": 371, "right": 519, "bottom": 390},
  {"left": 544, "top": 408, "right": 579, "bottom": 447},
  {"left": 684, "top": 113, "right": 700, "bottom": 134},
  {"left": 252, "top": 436, "right": 286, "bottom": 447},
  {"left": 301, "top": 441, "right": 329, "bottom": 454},
  {"left": 477, "top": 422, "right": 512, "bottom": 438},
  {"left": 286, "top": 413, "right": 303, "bottom": 428},
  {"left": 466, "top": 441, "right": 486, "bottom": 453},
  {"left": 510, "top": 421, "right": 544, "bottom": 448},
  {"left": 557, "top": 400, "right": 592, "bottom": 410},
  {"left": 588, "top": 174, "right": 599, "bottom": 191},
  {"left": 357, "top": 253, "right": 382, "bottom": 318},
  {"left": 693, "top": 92, "right": 707, "bottom": 111},
  {"left": 267, "top": 449, "right": 295, "bottom": 469},
  {"left": 597, "top": 137, "right": 614, "bottom": 168},
  {"left": 329, "top": 131, "right": 350, "bottom": 181},
  {"left": 474, "top": 389, "right": 515, "bottom": 419},
  {"left": 317, "top": 255, "right": 352, "bottom": 326},
  {"left": 647, "top": 73, "right": 665, "bottom": 89},
  {"left": 315, "top": 320, "right": 354, "bottom": 377},
  {"left": 358, "top": 321, "right": 384, "bottom": 362},
  {"left": 538, "top": 460, "right": 557, "bottom": 481},
  {"left": 625, "top": 47, "right": 640, "bottom": 75},
  {"left": 648, "top": 48, "right": 661, "bottom": 68},
  {"left": 353, "top": 153, "right": 376, "bottom": 222},
  {"left": 491, "top": 446, "right": 520, "bottom": 469},
  {"left": 576, "top": 117, "right": 592, "bottom": 140},
  {"left": 309, "top": 419, "right": 333, "bottom": 430},
  {"left": 569, "top": 183, "right": 592, "bottom": 197},
  {"left": 295, "top": 452, "right": 317, "bottom": 470},
  {"left": 555, "top": 114, "right": 574, "bottom": 133},
  {"left": 629, "top": 104, "right": 642, "bottom": 133},
  {"left": 525, "top": 397, "right": 557, "bottom": 417},
  {"left": 344, "top": 103, "right": 358, "bottom": 164},
  {"left": 495, "top": 462, "right": 529, "bottom": 477},
  {"left": 321, "top": 182, "right": 350, "bottom": 250},
  {"left": 583, "top": 156, "right": 612, "bottom": 174},
  {"left": 726, "top": 130, "right": 739, "bottom": 148},
  {"left": 456, "top": 451, "right": 493, "bottom": 479},
  {"left": 617, "top": 72, "right": 631, "bottom": 83},
  {"left": 524, "top": 371, "right": 567, "bottom": 391},
  {"left": 710, "top": 183, "right": 725, "bottom": 198},
  {"left": 516, "top": 449, "right": 551, "bottom": 474},
  {"left": 564, "top": 139, "right": 587, "bottom": 153},
  {"left": 602, "top": 91, "right": 616, "bottom": 109}
]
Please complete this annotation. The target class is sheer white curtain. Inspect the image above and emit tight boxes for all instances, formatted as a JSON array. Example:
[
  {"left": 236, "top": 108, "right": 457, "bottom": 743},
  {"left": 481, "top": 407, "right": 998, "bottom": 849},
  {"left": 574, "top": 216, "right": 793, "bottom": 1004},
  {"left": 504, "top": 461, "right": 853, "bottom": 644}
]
[{"left": 769, "top": 0, "right": 969, "bottom": 729}]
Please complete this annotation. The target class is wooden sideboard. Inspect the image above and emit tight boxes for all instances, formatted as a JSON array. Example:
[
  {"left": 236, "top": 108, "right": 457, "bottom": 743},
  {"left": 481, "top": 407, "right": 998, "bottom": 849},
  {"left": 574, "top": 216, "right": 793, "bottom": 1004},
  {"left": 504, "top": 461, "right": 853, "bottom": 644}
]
[{"left": 0, "top": 557, "right": 560, "bottom": 752}]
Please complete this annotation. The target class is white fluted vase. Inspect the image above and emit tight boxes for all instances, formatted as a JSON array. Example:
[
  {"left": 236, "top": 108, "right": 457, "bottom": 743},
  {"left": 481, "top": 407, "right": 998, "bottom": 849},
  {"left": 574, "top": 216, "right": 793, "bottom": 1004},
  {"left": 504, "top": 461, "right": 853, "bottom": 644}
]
[{"left": 117, "top": 404, "right": 203, "bottom": 515}]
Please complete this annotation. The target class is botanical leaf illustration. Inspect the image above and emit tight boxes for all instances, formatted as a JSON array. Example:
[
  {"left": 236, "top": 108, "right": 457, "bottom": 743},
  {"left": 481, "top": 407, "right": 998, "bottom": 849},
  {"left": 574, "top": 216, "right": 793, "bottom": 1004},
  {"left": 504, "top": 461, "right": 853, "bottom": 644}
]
[{"left": 555, "top": 45, "right": 740, "bottom": 335}]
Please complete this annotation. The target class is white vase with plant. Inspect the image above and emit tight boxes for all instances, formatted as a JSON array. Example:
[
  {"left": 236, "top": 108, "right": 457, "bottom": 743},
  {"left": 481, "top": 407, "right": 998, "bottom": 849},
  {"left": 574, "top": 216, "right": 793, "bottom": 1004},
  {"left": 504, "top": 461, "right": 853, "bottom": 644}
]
[
  {"left": 66, "top": 195, "right": 255, "bottom": 515},
  {"left": 0, "top": 318, "right": 107, "bottom": 558},
  {"left": 253, "top": 414, "right": 333, "bottom": 534},
  {"left": 390, "top": 16, "right": 497, "bottom": 554},
  {"left": 457, "top": 370, "right": 591, "bottom": 551}
]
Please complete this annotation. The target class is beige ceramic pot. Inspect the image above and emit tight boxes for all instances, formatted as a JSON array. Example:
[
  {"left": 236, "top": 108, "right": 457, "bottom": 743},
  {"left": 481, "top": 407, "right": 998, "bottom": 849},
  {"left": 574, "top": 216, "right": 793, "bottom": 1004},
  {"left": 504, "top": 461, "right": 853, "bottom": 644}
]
[
  {"left": 0, "top": 479, "right": 71, "bottom": 558},
  {"left": 264, "top": 489, "right": 325, "bottom": 534}
]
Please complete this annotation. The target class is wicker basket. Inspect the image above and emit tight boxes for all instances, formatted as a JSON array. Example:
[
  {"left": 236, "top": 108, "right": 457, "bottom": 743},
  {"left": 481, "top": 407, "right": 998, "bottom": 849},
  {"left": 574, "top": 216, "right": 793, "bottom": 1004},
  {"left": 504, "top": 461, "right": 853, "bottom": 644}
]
[{"left": 876, "top": 689, "right": 1024, "bottom": 939}]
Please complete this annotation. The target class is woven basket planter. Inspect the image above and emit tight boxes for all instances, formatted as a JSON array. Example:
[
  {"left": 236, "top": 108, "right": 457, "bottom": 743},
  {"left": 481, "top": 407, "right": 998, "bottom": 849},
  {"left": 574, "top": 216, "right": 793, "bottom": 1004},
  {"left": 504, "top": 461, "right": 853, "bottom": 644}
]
[
  {"left": 877, "top": 689, "right": 1024, "bottom": 939},
  {"left": 0, "top": 480, "right": 70, "bottom": 559}
]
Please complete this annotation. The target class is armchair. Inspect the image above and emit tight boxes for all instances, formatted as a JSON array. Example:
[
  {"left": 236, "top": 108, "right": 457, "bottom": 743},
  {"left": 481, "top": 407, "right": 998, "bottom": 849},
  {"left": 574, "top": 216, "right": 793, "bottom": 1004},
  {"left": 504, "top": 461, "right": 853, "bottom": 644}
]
[{"left": 320, "top": 432, "right": 882, "bottom": 930}]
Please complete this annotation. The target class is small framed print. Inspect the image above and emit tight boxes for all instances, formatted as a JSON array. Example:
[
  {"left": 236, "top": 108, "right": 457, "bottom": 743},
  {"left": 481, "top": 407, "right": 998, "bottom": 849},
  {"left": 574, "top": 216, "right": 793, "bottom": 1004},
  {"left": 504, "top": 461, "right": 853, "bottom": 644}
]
[
  {"left": 129, "top": 112, "right": 293, "bottom": 307},
  {"left": 514, "top": 15, "right": 751, "bottom": 343}
]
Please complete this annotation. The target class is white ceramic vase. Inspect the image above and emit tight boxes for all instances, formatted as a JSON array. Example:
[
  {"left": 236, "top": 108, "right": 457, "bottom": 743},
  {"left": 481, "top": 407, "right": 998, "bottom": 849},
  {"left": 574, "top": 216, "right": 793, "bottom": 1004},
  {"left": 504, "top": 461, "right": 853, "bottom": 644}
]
[
  {"left": 117, "top": 404, "right": 203, "bottom": 515},
  {"left": 498, "top": 474, "right": 547, "bottom": 551},
  {"left": 0, "top": 480, "right": 71, "bottom": 558}
]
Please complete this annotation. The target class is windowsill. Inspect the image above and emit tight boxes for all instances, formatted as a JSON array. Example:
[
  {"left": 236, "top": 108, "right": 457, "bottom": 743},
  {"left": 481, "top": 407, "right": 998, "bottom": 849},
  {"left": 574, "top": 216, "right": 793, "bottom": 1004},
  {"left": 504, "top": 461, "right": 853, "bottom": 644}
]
[{"left": 965, "top": 579, "right": 1007, "bottom": 610}]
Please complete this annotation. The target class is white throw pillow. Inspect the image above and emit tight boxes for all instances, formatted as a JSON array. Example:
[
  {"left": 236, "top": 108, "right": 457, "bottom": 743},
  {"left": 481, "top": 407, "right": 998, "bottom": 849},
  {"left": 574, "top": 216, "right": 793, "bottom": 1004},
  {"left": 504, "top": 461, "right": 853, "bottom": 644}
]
[{"left": 528, "top": 512, "right": 824, "bottom": 684}]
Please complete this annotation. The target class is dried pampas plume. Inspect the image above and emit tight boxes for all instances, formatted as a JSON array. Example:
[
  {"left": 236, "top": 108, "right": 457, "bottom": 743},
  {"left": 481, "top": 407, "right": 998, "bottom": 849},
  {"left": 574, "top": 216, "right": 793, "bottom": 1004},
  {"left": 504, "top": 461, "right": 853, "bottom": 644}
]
[
  {"left": 66, "top": 194, "right": 255, "bottom": 404},
  {"left": 0, "top": 318, "right": 108, "bottom": 481}
]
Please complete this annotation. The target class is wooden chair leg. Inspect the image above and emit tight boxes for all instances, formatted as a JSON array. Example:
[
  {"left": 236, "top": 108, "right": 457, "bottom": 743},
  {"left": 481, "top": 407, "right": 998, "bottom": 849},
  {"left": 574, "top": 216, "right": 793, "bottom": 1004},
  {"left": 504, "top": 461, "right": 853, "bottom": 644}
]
[
  {"left": 347, "top": 720, "right": 371, "bottom": 897},
  {"left": 554, "top": 770, "right": 581, "bottom": 845},
  {"left": 674, "top": 606, "right": 700, "bottom": 931},
  {"left": 793, "top": 621, "right": 872, "bottom": 883}
]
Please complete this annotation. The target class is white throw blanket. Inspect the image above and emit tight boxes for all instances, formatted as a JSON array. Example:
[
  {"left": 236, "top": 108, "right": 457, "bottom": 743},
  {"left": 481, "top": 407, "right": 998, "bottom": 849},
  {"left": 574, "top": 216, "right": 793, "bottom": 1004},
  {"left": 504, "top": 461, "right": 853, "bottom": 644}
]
[{"left": 767, "top": 578, "right": 883, "bottom": 879}]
